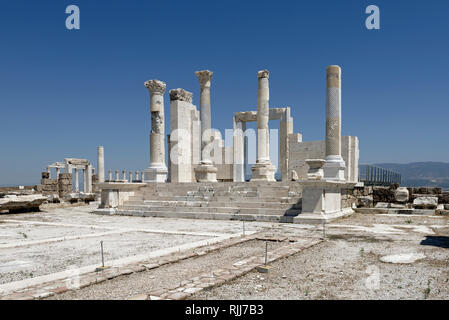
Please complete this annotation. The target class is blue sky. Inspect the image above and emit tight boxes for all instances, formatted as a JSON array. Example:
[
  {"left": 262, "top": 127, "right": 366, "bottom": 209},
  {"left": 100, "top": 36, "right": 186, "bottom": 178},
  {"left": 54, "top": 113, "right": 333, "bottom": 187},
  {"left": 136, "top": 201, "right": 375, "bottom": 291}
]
[{"left": 0, "top": 0, "right": 448, "bottom": 186}]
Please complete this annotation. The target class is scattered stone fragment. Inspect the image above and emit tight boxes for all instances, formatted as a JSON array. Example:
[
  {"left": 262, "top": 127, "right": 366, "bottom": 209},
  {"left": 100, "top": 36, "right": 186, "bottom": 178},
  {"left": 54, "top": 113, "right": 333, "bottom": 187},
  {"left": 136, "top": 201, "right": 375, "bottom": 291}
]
[{"left": 380, "top": 253, "right": 426, "bottom": 264}]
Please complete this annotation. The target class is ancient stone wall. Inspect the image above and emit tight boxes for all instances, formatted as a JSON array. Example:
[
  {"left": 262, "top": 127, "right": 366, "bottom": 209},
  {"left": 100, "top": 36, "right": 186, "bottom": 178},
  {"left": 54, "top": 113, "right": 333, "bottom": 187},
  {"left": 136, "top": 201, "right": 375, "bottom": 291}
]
[
  {"left": 58, "top": 173, "right": 72, "bottom": 198},
  {"left": 40, "top": 172, "right": 59, "bottom": 195},
  {"left": 288, "top": 136, "right": 359, "bottom": 182}
]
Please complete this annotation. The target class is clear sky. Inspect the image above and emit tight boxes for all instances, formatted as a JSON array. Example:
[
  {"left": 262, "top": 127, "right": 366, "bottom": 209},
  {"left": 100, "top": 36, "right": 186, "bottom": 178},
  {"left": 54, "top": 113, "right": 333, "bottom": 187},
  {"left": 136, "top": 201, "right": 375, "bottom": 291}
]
[{"left": 0, "top": 0, "right": 448, "bottom": 186}]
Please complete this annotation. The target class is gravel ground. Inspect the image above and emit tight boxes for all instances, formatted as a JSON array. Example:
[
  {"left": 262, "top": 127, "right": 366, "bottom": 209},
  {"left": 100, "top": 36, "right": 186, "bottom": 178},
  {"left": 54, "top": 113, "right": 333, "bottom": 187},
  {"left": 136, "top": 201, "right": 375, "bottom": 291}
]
[
  {"left": 0, "top": 224, "right": 99, "bottom": 243},
  {"left": 0, "top": 204, "right": 270, "bottom": 235},
  {"left": 0, "top": 203, "right": 271, "bottom": 286},
  {"left": 333, "top": 213, "right": 448, "bottom": 227},
  {"left": 46, "top": 240, "right": 285, "bottom": 300},
  {"left": 2, "top": 206, "right": 448, "bottom": 300},
  {"left": 192, "top": 215, "right": 449, "bottom": 300},
  {"left": 0, "top": 231, "right": 208, "bottom": 285}
]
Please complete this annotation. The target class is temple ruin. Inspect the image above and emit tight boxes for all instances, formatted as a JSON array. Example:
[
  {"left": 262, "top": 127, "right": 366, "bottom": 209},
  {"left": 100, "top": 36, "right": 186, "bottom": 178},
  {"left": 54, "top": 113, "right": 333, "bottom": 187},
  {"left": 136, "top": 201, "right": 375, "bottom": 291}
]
[{"left": 93, "top": 65, "right": 360, "bottom": 223}]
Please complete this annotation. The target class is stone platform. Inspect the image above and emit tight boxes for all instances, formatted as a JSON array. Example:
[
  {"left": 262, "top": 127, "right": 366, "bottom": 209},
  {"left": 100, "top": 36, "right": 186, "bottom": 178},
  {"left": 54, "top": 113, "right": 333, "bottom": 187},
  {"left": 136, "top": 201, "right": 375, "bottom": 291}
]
[{"left": 97, "top": 182, "right": 303, "bottom": 223}]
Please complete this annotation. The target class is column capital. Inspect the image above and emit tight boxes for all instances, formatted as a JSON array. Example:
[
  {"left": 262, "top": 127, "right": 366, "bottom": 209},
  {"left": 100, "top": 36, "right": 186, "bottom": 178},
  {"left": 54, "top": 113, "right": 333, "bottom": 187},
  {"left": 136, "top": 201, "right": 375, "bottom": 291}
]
[
  {"left": 169, "top": 88, "right": 193, "bottom": 103},
  {"left": 195, "top": 70, "right": 213, "bottom": 88},
  {"left": 257, "top": 70, "right": 270, "bottom": 79},
  {"left": 144, "top": 79, "right": 166, "bottom": 95}
]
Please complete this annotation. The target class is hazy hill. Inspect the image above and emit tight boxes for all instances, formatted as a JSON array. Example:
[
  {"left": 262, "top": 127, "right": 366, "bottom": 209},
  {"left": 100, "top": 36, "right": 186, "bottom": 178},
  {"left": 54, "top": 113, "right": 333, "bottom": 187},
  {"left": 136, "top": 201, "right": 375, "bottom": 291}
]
[{"left": 375, "top": 162, "right": 449, "bottom": 189}]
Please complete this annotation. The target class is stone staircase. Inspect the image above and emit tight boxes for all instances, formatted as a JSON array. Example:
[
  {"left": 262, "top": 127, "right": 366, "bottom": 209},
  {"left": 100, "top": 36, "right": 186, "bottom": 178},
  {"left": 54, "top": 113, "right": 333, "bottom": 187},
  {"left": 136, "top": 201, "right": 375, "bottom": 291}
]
[{"left": 115, "top": 182, "right": 302, "bottom": 223}]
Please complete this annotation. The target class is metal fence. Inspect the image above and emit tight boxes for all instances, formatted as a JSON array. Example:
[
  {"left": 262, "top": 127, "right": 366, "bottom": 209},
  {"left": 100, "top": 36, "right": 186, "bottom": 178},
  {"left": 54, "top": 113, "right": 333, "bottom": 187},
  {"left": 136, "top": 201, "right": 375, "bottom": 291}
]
[{"left": 359, "top": 164, "right": 401, "bottom": 186}]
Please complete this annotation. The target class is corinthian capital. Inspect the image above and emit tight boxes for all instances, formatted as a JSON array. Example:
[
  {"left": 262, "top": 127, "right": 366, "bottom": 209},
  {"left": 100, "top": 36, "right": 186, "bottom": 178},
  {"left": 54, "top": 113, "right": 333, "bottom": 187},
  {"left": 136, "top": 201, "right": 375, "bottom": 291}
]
[
  {"left": 169, "top": 88, "right": 193, "bottom": 103},
  {"left": 257, "top": 70, "right": 269, "bottom": 79},
  {"left": 144, "top": 79, "right": 166, "bottom": 95},
  {"left": 195, "top": 70, "right": 213, "bottom": 88}
]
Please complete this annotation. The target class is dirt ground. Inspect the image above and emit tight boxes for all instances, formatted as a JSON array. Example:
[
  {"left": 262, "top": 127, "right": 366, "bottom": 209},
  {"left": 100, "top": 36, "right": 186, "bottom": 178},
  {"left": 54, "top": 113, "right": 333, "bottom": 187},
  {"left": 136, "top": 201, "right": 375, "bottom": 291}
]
[
  {"left": 1, "top": 204, "right": 448, "bottom": 300},
  {"left": 193, "top": 215, "right": 449, "bottom": 300}
]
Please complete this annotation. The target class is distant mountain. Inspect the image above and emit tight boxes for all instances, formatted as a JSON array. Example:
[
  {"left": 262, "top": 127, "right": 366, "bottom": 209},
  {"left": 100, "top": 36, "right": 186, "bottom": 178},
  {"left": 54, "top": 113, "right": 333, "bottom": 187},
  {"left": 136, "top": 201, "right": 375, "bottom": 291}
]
[{"left": 375, "top": 162, "right": 449, "bottom": 189}]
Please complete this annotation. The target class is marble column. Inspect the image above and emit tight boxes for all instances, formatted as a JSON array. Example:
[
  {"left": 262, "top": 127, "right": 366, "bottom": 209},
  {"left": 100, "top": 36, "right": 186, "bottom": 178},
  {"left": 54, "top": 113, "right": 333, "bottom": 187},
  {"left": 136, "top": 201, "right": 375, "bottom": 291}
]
[
  {"left": 108, "top": 170, "right": 112, "bottom": 181},
  {"left": 56, "top": 168, "right": 61, "bottom": 179},
  {"left": 194, "top": 70, "right": 217, "bottom": 182},
  {"left": 86, "top": 164, "right": 92, "bottom": 193},
  {"left": 97, "top": 146, "right": 105, "bottom": 183},
  {"left": 323, "top": 65, "right": 346, "bottom": 181},
  {"left": 83, "top": 168, "right": 87, "bottom": 192},
  {"left": 233, "top": 116, "right": 246, "bottom": 182},
  {"left": 75, "top": 168, "right": 79, "bottom": 192},
  {"left": 251, "top": 70, "right": 276, "bottom": 181},
  {"left": 115, "top": 170, "right": 119, "bottom": 181},
  {"left": 143, "top": 79, "right": 168, "bottom": 182}
]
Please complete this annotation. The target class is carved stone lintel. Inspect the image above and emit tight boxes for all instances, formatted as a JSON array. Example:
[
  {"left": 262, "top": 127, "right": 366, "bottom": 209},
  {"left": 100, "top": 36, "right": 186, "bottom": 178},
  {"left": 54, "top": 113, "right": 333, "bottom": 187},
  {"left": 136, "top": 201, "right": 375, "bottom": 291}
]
[
  {"left": 195, "top": 70, "right": 213, "bottom": 88},
  {"left": 144, "top": 79, "right": 166, "bottom": 95},
  {"left": 257, "top": 70, "right": 269, "bottom": 79},
  {"left": 169, "top": 88, "right": 193, "bottom": 103}
]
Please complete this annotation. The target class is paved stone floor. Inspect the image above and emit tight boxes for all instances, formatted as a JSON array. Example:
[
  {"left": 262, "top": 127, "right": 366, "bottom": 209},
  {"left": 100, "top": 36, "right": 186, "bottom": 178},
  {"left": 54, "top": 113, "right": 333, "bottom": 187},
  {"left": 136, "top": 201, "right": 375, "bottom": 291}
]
[{"left": 0, "top": 203, "right": 448, "bottom": 300}]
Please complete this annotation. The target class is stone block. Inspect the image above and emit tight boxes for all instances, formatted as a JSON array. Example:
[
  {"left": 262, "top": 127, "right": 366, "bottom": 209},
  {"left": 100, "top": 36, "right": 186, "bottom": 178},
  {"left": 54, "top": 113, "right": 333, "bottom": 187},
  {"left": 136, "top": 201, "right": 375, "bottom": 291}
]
[
  {"left": 356, "top": 195, "right": 373, "bottom": 208},
  {"left": 373, "top": 187, "right": 395, "bottom": 203},
  {"left": 438, "top": 192, "right": 449, "bottom": 204},
  {"left": 413, "top": 196, "right": 438, "bottom": 209},
  {"left": 0, "top": 194, "right": 47, "bottom": 212},
  {"left": 394, "top": 187, "right": 409, "bottom": 203}
]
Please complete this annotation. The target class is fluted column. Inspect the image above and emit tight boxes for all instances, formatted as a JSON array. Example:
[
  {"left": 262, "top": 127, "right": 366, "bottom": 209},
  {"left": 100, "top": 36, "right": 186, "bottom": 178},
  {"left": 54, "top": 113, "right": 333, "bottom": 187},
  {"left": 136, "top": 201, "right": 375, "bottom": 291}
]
[
  {"left": 97, "top": 146, "right": 105, "bottom": 183},
  {"left": 251, "top": 70, "right": 276, "bottom": 181},
  {"left": 323, "top": 65, "right": 345, "bottom": 180},
  {"left": 143, "top": 79, "right": 168, "bottom": 182}
]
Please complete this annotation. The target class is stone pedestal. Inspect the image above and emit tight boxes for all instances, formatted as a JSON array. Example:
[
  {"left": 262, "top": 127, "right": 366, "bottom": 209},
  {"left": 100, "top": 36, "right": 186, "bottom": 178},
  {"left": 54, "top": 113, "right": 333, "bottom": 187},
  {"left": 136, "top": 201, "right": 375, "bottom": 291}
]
[
  {"left": 251, "top": 70, "right": 276, "bottom": 182},
  {"left": 305, "top": 159, "right": 325, "bottom": 180},
  {"left": 294, "top": 180, "right": 356, "bottom": 224},
  {"left": 94, "top": 182, "right": 146, "bottom": 215},
  {"left": 144, "top": 164, "right": 168, "bottom": 183},
  {"left": 194, "top": 164, "right": 218, "bottom": 182},
  {"left": 323, "top": 157, "right": 346, "bottom": 181},
  {"left": 251, "top": 162, "right": 276, "bottom": 181},
  {"left": 324, "top": 65, "right": 345, "bottom": 181}
]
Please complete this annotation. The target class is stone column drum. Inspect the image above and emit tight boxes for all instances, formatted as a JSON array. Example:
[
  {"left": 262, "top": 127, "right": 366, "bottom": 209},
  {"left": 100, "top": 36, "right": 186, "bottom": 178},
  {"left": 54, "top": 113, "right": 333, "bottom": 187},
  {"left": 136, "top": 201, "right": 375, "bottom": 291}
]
[
  {"left": 97, "top": 146, "right": 105, "bottom": 183},
  {"left": 251, "top": 70, "right": 276, "bottom": 181},
  {"left": 143, "top": 79, "right": 168, "bottom": 182},
  {"left": 323, "top": 65, "right": 345, "bottom": 181},
  {"left": 194, "top": 70, "right": 217, "bottom": 182}
]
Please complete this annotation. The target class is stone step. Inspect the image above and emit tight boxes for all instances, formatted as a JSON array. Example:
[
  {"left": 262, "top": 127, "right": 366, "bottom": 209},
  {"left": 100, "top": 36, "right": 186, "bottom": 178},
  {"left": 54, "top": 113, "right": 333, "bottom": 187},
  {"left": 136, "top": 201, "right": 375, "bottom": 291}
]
[
  {"left": 141, "top": 191, "right": 299, "bottom": 197},
  {"left": 125, "top": 197, "right": 301, "bottom": 206},
  {"left": 123, "top": 199, "right": 300, "bottom": 209},
  {"left": 114, "top": 209, "right": 296, "bottom": 223},
  {"left": 128, "top": 195, "right": 300, "bottom": 203},
  {"left": 119, "top": 204, "right": 300, "bottom": 216},
  {"left": 137, "top": 185, "right": 300, "bottom": 195}
]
